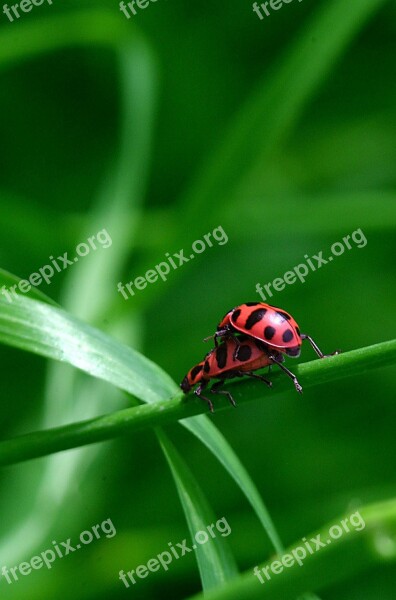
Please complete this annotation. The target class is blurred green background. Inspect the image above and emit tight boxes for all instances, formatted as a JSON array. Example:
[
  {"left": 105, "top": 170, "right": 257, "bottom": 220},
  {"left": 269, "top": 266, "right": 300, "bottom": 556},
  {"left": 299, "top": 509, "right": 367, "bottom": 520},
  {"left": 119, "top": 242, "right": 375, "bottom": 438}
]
[{"left": 0, "top": 0, "right": 395, "bottom": 598}]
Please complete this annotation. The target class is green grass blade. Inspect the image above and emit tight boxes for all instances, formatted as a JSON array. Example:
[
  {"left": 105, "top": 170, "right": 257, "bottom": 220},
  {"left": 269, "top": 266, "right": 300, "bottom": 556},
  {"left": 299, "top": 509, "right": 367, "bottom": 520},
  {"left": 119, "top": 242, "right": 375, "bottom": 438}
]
[
  {"left": 182, "top": 416, "right": 284, "bottom": 555},
  {"left": 0, "top": 293, "right": 177, "bottom": 403},
  {"left": 157, "top": 430, "right": 238, "bottom": 590},
  {"left": 61, "top": 42, "right": 158, "bottom": 325},
  {"left": 0, "top": 268, "right": 58, "bottom": 306},
  {"left": 1, "top": 340, "right": 394, "bottom": 467}
]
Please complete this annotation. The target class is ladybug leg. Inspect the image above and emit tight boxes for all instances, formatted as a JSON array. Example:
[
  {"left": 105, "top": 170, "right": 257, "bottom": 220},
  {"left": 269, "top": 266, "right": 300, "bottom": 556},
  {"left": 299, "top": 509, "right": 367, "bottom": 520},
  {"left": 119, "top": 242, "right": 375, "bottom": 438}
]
[
  {"left": 210, "top": 380, "right": 236, "bottom": 408},
  {"left": 268, "top": 354, "right": 303, "bottom": 394},
  {"left": 233, "top": 370, "right": 272, "bottom": 388},
  {"left": 300, "top": 334, "right": 339, "bottom": 359},
  {"left": 204, "top": 327, "right": 231, "bottom": 346},
  {"left": 194, "top": 382, "right": 214, "bottom": 413},
  {"left": 203, "top": 331, "right": 224, "bottom": 346},
  {"left": 232, "top": 337, "right": 242, "bottom": 360},
  {"left": 213, "top": 333, "right": 220, "bottom": 347}
]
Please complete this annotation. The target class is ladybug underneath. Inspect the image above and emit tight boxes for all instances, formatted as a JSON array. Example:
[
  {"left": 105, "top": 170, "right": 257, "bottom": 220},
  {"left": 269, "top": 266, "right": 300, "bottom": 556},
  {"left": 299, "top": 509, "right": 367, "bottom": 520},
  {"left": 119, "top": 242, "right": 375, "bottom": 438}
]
[
  {"left": 209, "top": 302, "right": 336, "bottom": 360},
  {"left": 180, "top": 335, "right": 303, "bottom": 412}
]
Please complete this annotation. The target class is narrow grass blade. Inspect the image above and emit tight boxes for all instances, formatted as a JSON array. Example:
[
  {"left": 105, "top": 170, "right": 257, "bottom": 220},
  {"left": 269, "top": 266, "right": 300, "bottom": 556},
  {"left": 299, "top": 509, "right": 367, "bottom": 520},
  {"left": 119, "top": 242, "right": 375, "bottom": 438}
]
[{"left": 157, "top": 429, "right": 238, "bottom": 591}]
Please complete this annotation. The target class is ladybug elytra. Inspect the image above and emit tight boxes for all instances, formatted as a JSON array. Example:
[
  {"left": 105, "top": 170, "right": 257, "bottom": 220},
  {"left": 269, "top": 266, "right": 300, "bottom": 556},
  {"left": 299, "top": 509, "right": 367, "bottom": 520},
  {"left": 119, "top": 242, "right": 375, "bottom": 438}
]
[{"left": 210, "top": 302, "right": 335, "bottom": 359}]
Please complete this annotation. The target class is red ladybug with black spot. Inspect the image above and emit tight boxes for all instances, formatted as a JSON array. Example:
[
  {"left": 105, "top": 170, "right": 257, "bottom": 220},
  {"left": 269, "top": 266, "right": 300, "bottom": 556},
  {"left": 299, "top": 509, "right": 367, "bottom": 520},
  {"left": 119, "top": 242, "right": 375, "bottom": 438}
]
[
  {"left": 210, "top": 302, "right": 337, "bottom": 359},
  {"left": 180, "top": 335, "right": 302, "bottom": 412}
]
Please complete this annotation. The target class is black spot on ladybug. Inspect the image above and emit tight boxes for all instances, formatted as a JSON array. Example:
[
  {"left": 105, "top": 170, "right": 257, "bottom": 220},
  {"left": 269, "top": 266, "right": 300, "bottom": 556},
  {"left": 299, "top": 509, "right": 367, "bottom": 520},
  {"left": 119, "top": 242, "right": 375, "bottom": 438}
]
[
  {"left": 190, "top": 364, "right": 203, "bottom": 380},
  {"left": 236, "top": 344, "right": 252, "bottom": 362},
  {"left": 282, "top": 329, "right": 293, "bottom": 343},
  {"left": 245, "top": 308, "right": 267, "bottom": 329},
  {"left": 276, "top": 310, "right": 290, "bottom": 321},
  {"left": 286, "top": 346, "right": 300, "bottom": 357},
  {"left": 264, "top": 326, "right": 276, "bottom": 340},
  {"left": 245, "top": 302, "right": 260, "bottom": 307},
  {"left": 231, "top": 308, "right": 241, "bottom": 324},
  {"left": 203, "top": 360, "right": 210, "bottom": 373},
  {"left": 216, "top": 344, "right": 228, "bottom": 369}
]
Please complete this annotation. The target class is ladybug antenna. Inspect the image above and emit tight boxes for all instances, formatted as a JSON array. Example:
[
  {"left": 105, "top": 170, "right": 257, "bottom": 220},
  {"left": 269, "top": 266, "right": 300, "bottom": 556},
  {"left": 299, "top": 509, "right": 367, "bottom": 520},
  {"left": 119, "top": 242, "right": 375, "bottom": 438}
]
[{"left": 203, "top": 334, "right": 214, "bottom": 343}]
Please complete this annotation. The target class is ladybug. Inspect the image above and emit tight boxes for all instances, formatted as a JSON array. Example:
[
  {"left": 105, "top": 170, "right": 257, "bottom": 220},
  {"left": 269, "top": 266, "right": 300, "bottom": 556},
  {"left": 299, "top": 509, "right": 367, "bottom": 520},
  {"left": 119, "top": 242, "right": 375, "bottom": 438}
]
[
  {"left": 180, "top": 335, "right": 302, "bottom": 412},
  {"left": 209, "top": 302, "right": 336, "bottom": 359}
]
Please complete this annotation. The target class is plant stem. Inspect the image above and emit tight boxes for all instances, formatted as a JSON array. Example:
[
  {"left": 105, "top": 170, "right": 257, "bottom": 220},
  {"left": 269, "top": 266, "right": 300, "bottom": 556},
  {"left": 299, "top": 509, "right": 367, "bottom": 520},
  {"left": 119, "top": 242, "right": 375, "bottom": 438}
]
[{"left": 0, "top": 339, "right": 395, "bottom": 467}]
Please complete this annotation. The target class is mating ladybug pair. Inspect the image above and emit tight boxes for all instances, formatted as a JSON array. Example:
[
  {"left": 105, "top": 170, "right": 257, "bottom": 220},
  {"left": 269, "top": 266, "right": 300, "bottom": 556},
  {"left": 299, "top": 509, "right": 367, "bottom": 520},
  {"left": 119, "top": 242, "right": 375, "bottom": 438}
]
[{"left": 180, "top": 302, "right": 338, "bottom": 412}]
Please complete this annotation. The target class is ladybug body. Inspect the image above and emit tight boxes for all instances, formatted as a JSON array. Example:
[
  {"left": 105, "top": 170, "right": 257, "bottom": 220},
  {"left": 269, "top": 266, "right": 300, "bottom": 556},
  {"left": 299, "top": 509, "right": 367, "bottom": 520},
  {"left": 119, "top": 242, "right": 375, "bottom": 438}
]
[
  {"left": 216, "top": 302, "right": 302, "bottom": 357},
  {"left": 181, "top": 336, "right": 276, "bottom": 412},
  {"left": 213, "top": 302, "right": 336, "bottom": 359}
]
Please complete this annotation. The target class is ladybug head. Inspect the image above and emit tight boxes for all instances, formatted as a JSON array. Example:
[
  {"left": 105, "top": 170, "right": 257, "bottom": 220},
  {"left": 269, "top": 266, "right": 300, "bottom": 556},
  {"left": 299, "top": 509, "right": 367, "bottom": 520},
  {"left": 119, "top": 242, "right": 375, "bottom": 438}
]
[
  {"left": 181, "top": 362, "right": 205, "bottom": 392},
  {"left": 285, "top": 346, "right": 301, "bottom": 358},
  {"left": 180, "top": 376, "right": 191, "bottom": 393}
]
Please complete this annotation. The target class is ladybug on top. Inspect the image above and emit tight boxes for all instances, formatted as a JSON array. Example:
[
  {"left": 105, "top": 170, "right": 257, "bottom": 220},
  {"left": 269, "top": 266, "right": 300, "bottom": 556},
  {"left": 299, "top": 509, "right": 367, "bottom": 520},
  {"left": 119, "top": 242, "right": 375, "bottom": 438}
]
[
  {"left": 210, "top": 302, "right": 333, "bottom": 359},
  {"left": 180, "top": 301, "right": 338, "bottom": 412}
]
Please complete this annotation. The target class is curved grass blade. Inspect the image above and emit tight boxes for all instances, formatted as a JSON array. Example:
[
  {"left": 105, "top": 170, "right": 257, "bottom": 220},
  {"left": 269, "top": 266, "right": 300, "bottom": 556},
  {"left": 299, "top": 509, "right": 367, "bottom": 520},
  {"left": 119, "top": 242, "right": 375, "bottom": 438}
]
[
  {"left": 157, "top": 429, "right": 238, "bottom": 590},
  {"left": 0, "top": 6, "right": 161, "bottom": 577},
  {"left": 0, "top": 293, "right": 177, "bottom": 403}
]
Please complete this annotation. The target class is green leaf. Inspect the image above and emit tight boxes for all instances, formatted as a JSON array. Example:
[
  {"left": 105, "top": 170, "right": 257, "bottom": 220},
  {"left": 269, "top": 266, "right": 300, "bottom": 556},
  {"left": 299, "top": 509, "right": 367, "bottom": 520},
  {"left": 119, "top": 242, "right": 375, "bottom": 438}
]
[
  {"left": 0, "top": 293, "right": 177, "bottom": 404},
  {"left": 157, "top": 430, "right": 238, "bottom": 590}
]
